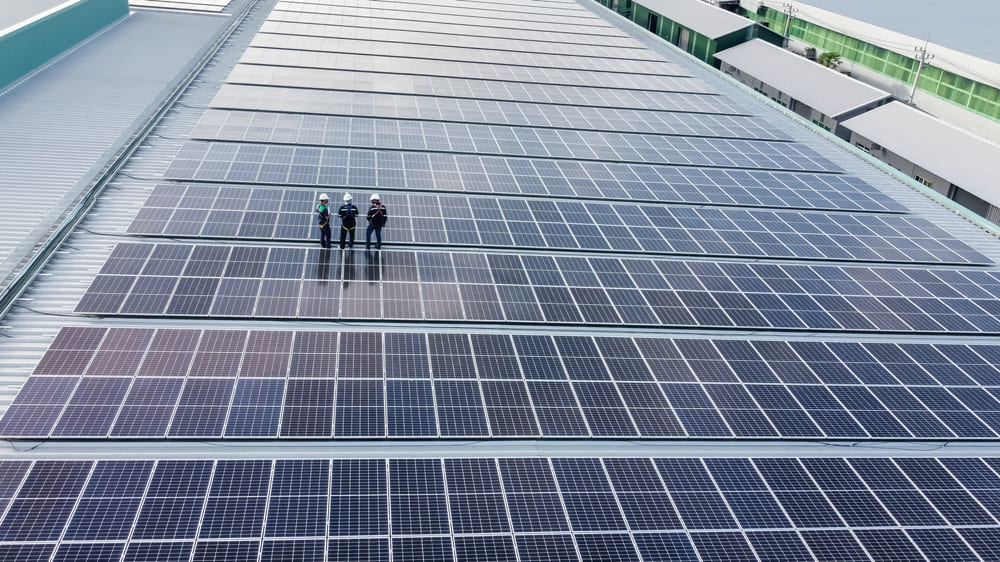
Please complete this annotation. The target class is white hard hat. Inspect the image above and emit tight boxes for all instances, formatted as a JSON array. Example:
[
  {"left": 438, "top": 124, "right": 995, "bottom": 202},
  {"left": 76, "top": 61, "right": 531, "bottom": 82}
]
[
  {"left": 319, "top": 193, "right": 329, "bottom": 201},
  {"left": 370, "top": 193, "right": 380, "bottom": 201},
  {"left": 343, "top": 193, "right": 352, "bottom": 201}
]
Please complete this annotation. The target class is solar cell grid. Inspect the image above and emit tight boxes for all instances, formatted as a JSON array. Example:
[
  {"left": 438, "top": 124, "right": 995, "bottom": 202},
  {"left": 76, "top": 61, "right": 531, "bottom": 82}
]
[
  {"left": 212, "top": 87, "right": 774, "bottom": 143},
  {"left": 275, "top": 0, "right": 612, "bottom": 28},
  {"left": 185, "top": 110, "right": 832, "bottom": 168},
  {"left": 7, "top": 456, "right": 999, "bottom": 558},
  {"left": 77, "top": 244, "right": 1000, "bottom": 336},
  {"left": 16, "top": 327, "right": 1000, "bottom": 439},
  {"left": 239, "top": 47, "right": 688, "bottom": 93},
  {"left": 159, "top": 146, "right": 895, "bottom": 210},
  {"left": 258, "top": 19, "right": 650, "bottom": 61}
]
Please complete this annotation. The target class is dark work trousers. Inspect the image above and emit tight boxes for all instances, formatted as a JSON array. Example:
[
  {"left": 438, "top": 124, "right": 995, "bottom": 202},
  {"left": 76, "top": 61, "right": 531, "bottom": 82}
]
[
  {"left": 340, "top": 225, "right": 356, "bottom": 249},
  {"left": 366, "top": 224, "right": 382, "bottom": 249},
  {"left": 319, "top": 224, "right": 332, "bottom": 248}
]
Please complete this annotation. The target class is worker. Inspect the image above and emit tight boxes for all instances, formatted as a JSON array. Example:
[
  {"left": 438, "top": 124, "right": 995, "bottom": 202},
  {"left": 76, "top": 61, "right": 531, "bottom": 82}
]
[
  {"left": 338, "top": 192, "right": 359, "bottom": 249},
  {"left": 366, "top": 193, "right": 387, "bottom": 250},
  {"left": 316, "top": 193, "right": 332, "bottom": 248}
]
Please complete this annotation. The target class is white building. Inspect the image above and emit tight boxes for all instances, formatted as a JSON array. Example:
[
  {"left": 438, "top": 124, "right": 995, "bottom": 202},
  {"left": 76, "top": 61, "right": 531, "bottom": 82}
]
[{"left": 844, "top": 101, "right": 1000, "bottom": 224}]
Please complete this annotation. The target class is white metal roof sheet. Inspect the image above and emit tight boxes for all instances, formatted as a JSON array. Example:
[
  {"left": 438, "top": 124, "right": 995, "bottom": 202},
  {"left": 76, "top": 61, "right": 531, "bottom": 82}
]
[
  {"left": 0, "top": 8, "right": 227, "bottom": 288},
  {"left": 842, "top": 101, "right": 1000, "bottom": 206},
  {"left": 640, "top": 0, "right": 752, "bottom": 39},
  {"left": 715, "top": 39, "right": 891, "bottom": 118}
]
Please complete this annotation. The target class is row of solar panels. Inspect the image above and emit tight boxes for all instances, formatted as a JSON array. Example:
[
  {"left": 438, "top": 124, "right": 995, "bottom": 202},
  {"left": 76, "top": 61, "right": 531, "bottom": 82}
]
[
  {"left": 8, "top": 327, "right": 1000, "bottom": 438},
  {"left": 163, "top": 147, "right": 885, "bottom": 210},
  {"left": 263, "top": 4, "right": 625, "bottom": 41},
  {"left": 0, "top": 457, "right": 998, "bottom": 561},
  {"left": 10, "top": 373, "right": 1000, "bottom": 438},
  {"left": 255, "top": 20, "right": 659, "bottom": 61},
  {"left": 33, "top": 327, "right": 1000, "bottom": 387},
  {"left": 251, "top": 29, "right": 675, "bottom": 75},
  {"left": 129, "top": 185, "right": 981, "bottom": 263},
  {"left": 249, "top": 26, "right": 675, "bottom": 75},
  {"left": 271, "top": 1, "right": 616, "bottom": 29},
  {"left": 241, "top": 47, "right": 690, "bottom": 92},
  {"left": 200, "top": 96, "right": 782, "bottom": 140},
  {"left": 185, "top": 111, "right": 822, "bottom": 166},
  {"left": 76, "top": 243, "right": 1000, "bottom": 333},
  {"left": 228, "top": 62, "right": 740, "bottom": 114}
]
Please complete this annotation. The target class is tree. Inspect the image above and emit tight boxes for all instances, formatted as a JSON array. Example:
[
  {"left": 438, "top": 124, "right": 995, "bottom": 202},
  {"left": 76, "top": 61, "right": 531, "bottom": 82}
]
[{"left": 817, "top": 51, "right": 842, "bottom": 69}]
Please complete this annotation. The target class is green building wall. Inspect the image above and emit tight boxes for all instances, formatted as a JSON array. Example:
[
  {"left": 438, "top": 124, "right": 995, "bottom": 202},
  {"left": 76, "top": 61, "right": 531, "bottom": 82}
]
[
  {"left": 744, "top": 6, "right": 1000, "bottom": 124},
  {"left": 0, "top": 0, "right": 129, "bottom": 91},
  {"left": 593, "top": 0, "right": 780, "bottom": 66}
]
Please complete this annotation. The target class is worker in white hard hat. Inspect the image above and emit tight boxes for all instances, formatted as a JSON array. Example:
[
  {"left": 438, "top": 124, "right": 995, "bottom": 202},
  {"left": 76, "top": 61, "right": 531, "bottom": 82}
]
[
  {"left": 365, "top": 193, "right": 387, "bottom": 250},
  {"left": 338, "top": 193, "right": 359, "bottom": 249},
  {"left": 315, "top": 193, "right": 332, "bottom": 248}
]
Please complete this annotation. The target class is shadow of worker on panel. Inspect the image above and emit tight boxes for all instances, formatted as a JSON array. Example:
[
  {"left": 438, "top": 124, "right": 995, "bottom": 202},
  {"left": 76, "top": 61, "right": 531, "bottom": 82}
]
[
  {"left": 316, "top": 246, "right": 331, "bottom": 281},
  {"left": 302, "top": 248, "right": 340, "bottom": 318},
  {"left": 365, "top": 247, "right": 381, "bottom": 282}
]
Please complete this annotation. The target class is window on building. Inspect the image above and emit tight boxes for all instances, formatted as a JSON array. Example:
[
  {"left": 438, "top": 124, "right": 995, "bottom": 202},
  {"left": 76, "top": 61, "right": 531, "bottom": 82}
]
[
  {"left": 914, "top": 175, "right": 933, "bottom": 188},
  {"left": 811, "top": 119, "right": 831, "bottom": 132},
  {"left": 647, "top": 13, "right": 659, "bottom": 33},
  {"left": 855, "top": 143, "right": 870, "bottom": 153}
]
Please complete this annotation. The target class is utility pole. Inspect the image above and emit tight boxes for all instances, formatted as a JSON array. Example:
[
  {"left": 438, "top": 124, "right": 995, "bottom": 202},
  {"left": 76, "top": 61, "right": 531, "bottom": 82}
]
[
  {"left": 908, "top": 40, "right": 934, "bottom": 103},
  {"left": 781, "top": 1, "right": 798, "bottom": 48}
]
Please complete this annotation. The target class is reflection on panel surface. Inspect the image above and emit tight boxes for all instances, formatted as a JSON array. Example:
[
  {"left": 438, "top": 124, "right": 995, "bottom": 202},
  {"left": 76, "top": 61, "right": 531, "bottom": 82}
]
[
  {"left": 77, "top": 243, "right": 1000, "bottom": 335},
  {"left": 128, "top": 186, "right": 983, "bottom": 264},
  {"left": 7, "top": 327, "right": 1000, "bottom": 439},
  {"left": 0, "top": 457, "right": 998, "bottom": 562}
]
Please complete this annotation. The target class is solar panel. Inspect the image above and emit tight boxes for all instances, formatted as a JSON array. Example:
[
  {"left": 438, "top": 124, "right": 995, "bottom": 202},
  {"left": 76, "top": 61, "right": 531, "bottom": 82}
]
[
  {"left": 271, "top": 0, "right": 617, "bottom": 32},
  {"left": 238, "top": 47, "right": 695, "bottom": 92},
  {"left": 129, "top": 186, "right": 982, "bottom": 263},
  {"left": 8, "top": 326, "right": 1000, "bottom": 439},
  {"left": 0, "top": 457, "right": 998, "bottom": 561},
  {"left": 256, "top": 19, "right": 660, "bottom": 61},
  {"left": 171, "top": 130, "right": 837, "bottom": 173},
  {"left": 200, "top": 100, "right": 784, "bottom": 141},
  {"left": 8, "top": 0, "right": 1000, "bottom": 552},
  {"left": 76, "top": 243, "right": 1000, "bottom": 333},
  {"left": 250, "top": 30, "right": 673, "bottom": 74}
]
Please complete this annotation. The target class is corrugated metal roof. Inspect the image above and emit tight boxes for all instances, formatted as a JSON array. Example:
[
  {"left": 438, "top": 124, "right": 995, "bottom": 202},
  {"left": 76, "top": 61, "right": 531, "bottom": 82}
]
[
  {"left": 641, "top": 0, "right": 752, "bottom": 39},
  {"left": 715, "top": 39, "right": 892, "bottom": 118},
  {"left": 842, "top": 101, "right": 1000, "bottom": 206},
  {"left": 0, "top": 8, "right": 228, "bottom": 289}
]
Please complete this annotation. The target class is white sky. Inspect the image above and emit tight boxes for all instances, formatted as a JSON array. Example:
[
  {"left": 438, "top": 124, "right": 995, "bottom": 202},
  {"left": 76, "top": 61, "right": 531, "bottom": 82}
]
[{"left": 800, "top": 0, "right": 1000, "bottom": 63}]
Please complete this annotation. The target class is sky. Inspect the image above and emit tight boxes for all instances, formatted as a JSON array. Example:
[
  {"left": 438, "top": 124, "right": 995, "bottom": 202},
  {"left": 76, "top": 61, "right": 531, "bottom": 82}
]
[{"left": 799, "top": 0, "right": 1000, "bottom": 63}]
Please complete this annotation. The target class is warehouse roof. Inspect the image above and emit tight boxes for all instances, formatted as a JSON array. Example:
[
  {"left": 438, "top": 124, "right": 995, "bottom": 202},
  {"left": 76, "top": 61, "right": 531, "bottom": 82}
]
[
  {"left": 716, "top": 39, "right": 892, "bottom": 118},
  {"left": 641, "top": 0, "right": 753, "bottom": 39},
  {"left": 842, "top": 101, "right": 1000, "bottom": 204},
  {"left": 0, "top": 0, "right": 73, "bottom": 33}
]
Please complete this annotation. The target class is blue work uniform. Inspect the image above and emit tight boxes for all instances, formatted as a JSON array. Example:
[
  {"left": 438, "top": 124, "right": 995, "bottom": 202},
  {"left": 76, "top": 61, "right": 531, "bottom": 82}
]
[
  {"left": 339, "top": 203, "right": 358, "bottom": 249},
  {"left": 316, "top": 203, "right": 331, "bottom": 248}
]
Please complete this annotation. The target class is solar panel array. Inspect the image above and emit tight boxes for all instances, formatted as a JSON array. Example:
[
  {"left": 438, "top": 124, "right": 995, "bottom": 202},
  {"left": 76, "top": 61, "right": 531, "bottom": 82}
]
[
  {"left": 78, "top": 242, "right": 1000, "bottom": 333},
  {"left": 128, "top": 185, "right": 983, "bottom": 264},
  {"left": 7, "top": 326, "right": 1000, "bottom": 439},
  {"left": 162, "top": 148, "right": 890, "bottom": 209},
  {"left": 2, "top": 457, "right": 1000, "bottom": 561},
  {"left": 5, "top": 0, "right": 1000, "bottom": 556},
  {"left": 197, "top": 102, "right": 785, "bottom": 140}
]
